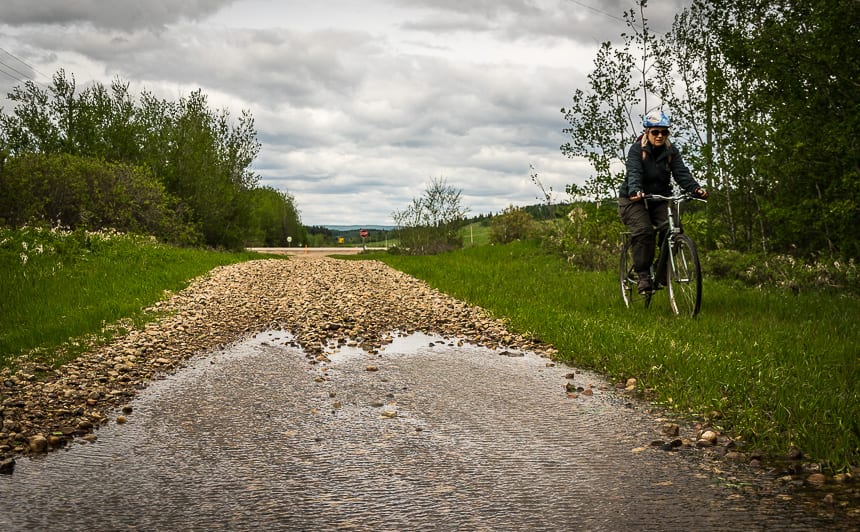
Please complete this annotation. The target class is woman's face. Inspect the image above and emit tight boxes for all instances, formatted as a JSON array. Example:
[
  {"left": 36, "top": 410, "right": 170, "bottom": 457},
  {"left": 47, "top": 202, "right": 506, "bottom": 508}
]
[{"left": 648, "top": 127, "right": 669, "bottom": 147}]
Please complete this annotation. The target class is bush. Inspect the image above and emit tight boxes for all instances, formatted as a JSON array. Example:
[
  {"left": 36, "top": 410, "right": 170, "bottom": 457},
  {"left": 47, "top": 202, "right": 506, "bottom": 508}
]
[
  {"left": 705, "top": 249, "right": 859, "bottom": 294},
  {"left": 0, "top": 153, "right": 200, "bottom": 245},
  {"left": 391, "top": 177, "right": 467, "bottom": 255},
  {"left": 489, "top": 206, "right": 534, "bottom": 244},
  {"left": 538, "top": 201, "right": 623, "bottom": 271}
]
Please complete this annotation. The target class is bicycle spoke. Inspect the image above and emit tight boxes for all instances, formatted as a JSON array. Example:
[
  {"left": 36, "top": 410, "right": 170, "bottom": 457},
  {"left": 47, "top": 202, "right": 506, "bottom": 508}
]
[
  {"left": 619, "top": 237, "right": 651, "bottom": 310},
  {"left": 667, "top": 234, "right": 702, "bottom": 316}
]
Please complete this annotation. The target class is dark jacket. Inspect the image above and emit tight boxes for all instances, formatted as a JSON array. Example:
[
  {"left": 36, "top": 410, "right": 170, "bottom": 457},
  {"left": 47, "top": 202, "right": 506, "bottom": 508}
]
[{"left": 619, "top": 139, "right": 700, "bottom": 198}]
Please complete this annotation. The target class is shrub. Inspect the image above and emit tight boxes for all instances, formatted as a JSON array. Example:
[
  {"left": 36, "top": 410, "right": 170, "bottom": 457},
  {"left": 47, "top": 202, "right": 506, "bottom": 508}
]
[
  {"left": 538, "top": 201, "right": 623, "bottom": 271},
  {"left": 0, "top": 153, "right": 200, "bottom": 245},
  {"left": 705, "top": 249, "right": 859, "bottom": 294},
  {"left": 489, "top": 205, "right": 534, "bottom": 244}
]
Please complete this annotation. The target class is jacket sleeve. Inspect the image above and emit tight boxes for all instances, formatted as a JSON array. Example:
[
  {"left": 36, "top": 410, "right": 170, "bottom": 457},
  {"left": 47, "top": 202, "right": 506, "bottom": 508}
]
[
  {"left": 669, "top": 148, "right": 700, "bottom": 193},
  {"left": 625, "top": 142, "right": 643, "bottom": 195}
]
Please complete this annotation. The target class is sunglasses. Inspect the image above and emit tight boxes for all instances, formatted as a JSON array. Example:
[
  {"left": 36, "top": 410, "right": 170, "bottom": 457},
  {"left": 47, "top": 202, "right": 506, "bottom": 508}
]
[{"left": 649, "top": 129, "right": 670, "bottom": 137}]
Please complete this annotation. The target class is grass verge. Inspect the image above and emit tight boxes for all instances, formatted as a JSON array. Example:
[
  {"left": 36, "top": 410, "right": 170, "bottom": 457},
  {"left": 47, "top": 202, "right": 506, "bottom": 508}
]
[
  {"left": 0, "top": 226, "right": 274, "bottom": 369},
  {"left": 355, "top": 240, "right": 859, "bottom": 472}
]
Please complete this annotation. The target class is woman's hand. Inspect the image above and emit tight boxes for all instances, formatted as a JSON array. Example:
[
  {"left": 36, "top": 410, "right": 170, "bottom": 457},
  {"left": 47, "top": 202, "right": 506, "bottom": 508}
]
[
  {"left": 695, "top": 188, "right": 709, "bottom": 199},
  {"left": 629, "top": 191, "right": 645, "bottom": 202}
]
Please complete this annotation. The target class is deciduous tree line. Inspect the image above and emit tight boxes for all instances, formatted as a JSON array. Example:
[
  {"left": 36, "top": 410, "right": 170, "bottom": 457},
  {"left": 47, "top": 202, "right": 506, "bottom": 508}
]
[
  {"left": 0, "top": 70, "right": 305, "bottom": 249},
  {"left": 561, "top": 0, "right": 859, "bottom": 261}
]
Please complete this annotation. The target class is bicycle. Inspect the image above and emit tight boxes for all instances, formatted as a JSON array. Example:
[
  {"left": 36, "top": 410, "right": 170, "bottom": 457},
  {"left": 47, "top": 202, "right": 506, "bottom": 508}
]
[{"left": 619, "top": 192, "right": 706, "bottom": 317}]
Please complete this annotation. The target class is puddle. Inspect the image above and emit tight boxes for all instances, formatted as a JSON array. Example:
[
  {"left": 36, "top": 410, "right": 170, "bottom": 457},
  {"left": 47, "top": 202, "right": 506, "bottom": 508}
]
[{"left": 0, "top": 331, "right": 853, "bottom": 530}]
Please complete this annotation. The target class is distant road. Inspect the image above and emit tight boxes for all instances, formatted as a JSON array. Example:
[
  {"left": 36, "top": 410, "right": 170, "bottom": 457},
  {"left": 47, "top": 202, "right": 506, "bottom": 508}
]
[{"left": 247, "top": 247, "right": 388, "bottom": 257}]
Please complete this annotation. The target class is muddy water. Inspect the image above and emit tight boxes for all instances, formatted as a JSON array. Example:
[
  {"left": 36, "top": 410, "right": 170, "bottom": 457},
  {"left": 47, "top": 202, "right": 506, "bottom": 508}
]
[{"left": 0, "top": 332, "right": 846, "bottom": 530}]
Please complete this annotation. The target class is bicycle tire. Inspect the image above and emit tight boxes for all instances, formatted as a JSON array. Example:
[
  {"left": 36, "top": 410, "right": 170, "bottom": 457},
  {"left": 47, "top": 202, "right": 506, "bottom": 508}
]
[
  {"left": 619, "top": 239, "right": 651, "bottom": 309},
  {"left": 667, "top": 233, "right": 702, "bottom": 317}
]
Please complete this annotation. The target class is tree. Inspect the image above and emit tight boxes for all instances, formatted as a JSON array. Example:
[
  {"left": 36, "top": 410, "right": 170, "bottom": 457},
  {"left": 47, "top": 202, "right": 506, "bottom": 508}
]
[
  {"left": 561, "top": 0, "right": 860, "bottom": 260},
  {"left": 0, "top": 70, "right": 276, "bottom": 250},
  {"left": 245, "top": 186, "right": 305, "bottom": 247},
  {"left": 560, "top": 2, "right": 657, "bottom": 200},
  {"left": 392, "top": 177, "right": 468, "bottom": 254}
]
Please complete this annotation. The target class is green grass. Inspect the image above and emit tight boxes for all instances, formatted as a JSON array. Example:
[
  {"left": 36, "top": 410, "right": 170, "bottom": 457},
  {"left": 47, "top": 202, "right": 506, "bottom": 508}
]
[
  {"left": 0, "top": 226, "right": 274, "bottom": 368},
  {"left": 357, "top": 240, "right": 860, "bottom": 472},
  {"left": 459, "top": 222, "right": 491, "bottom": 247}
]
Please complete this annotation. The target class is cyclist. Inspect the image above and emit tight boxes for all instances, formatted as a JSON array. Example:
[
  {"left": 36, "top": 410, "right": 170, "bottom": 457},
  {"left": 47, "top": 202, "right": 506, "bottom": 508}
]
[{"left": 618, "top": 110, "right": 708, "bottom": 294}]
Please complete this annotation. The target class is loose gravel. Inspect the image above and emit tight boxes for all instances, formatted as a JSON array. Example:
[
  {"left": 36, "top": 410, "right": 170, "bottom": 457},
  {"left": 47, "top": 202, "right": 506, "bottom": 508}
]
[{"left": 0, "top": 257, "right": 554, "bottom": 471}]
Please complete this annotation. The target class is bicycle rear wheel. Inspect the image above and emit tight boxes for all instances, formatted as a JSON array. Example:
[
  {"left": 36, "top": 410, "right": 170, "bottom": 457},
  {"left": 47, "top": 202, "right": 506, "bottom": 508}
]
[
  {"left": 620, "top": 238, "right": 651, "bottom": 309},
  {"left": 667, "top": 233, "right": 702, "bottom": 316}
]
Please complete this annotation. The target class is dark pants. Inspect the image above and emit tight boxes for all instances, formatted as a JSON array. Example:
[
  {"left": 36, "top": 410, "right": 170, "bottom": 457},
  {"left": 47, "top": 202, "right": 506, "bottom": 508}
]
[{"left": 618, "top": 197, "right": 668, "bottom": 275}]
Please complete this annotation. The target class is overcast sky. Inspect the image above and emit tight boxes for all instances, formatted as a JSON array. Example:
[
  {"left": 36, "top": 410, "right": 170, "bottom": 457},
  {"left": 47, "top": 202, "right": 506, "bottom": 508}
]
[{"left": 0, "top": 0, "right": 687, "bottom": 226}]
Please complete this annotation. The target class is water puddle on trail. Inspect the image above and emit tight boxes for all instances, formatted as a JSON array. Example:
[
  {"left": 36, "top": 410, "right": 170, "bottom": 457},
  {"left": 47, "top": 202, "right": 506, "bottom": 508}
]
[{"left": 0, "top": 330, "right": 853, "bottom": 530}]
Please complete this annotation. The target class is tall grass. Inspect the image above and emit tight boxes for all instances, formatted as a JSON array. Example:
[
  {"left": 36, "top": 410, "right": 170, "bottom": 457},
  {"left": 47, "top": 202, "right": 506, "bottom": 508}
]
[
  {"left": 361, "top": 240, "right": 859, "bottom": 472},
  {"left": 0, "top": 226, "right": 269, "bottom": 368}
]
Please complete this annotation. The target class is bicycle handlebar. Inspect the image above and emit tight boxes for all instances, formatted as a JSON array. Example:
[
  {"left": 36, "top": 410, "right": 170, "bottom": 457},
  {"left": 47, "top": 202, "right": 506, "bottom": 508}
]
[{"left": 644, "top": 192, "right": 707, "bottom": 203}]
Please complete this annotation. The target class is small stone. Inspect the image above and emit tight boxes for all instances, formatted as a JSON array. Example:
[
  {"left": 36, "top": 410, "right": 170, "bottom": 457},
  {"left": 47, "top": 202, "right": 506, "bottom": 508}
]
[
  {"left": 661, "top": 423, "right": 680, "bottom": 437},
  {"left": 700, "top": 430, "right": 718, "bottom": 443},
  {"left": 807, "top": 473, "right": 827, "bottom": 487},
  {"left": 725, "top": 451, "right": 747, "bottom": 462},
  {"left": 116, "top": 415, "right": 128, "bottom": 424},
  {"left": 0, "top": 458, "right": 15, "bottom": 474},
  {"left": 381, "top": 410, "right": 397, "bottom": 418},
  {"left": 28, "top": 435, "right": 48, "bottom": 453},
  {"left": 366, "top": 365, "right": 379, "bottom": 372},
  {"left": 122, "top": 406, "right": 133, "bottom": 414},
  {"left": 581, "top": 388, "right": 593, "bottom": 396}
]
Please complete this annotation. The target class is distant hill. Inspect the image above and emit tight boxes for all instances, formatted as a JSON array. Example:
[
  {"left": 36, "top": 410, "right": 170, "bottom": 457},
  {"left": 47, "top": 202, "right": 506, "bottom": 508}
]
[{"left": 324, "top": 225, "right": 395, "bottom": 232}]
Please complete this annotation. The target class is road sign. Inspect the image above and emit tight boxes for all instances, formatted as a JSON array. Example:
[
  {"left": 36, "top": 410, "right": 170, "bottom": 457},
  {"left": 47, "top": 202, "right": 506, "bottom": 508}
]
[{"left": 359, "top": 229, "right": 369, "bottom": 238}]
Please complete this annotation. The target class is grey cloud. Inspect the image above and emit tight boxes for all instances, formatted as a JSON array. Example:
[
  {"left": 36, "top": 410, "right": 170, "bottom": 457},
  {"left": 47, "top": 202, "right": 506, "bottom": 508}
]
[
  {"left": 392, "top": 0, "right": 689, "bottom": 44},
  {"left": 1, "top": 0, "right": 236, "bottom": 30},
  {"left": 2, "top": 0, "right": 615, "bottom": 225}
]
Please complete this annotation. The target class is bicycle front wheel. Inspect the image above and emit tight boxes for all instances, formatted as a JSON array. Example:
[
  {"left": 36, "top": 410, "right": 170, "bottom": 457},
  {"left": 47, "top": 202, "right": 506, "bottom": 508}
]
[{"left": 667, "top": 233, "right": 702, "bottom": 317}]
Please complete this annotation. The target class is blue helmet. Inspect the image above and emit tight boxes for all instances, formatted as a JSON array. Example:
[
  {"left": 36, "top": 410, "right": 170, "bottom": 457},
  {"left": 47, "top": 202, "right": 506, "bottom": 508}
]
[{"left": 643, "top": 110, "right": 671, "bottom": 128}]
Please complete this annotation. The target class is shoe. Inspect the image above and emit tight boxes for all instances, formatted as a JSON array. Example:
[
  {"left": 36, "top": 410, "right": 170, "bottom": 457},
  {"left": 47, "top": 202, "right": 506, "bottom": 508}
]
[{"left": 637, "top": 272, "right": 653, "bottom": 294}]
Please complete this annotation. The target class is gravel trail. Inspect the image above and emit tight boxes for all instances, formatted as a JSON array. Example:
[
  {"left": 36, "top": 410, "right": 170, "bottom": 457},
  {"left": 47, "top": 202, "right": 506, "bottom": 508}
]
[{"left": 0, "top": 256, "right": 551, "bottom": 468}]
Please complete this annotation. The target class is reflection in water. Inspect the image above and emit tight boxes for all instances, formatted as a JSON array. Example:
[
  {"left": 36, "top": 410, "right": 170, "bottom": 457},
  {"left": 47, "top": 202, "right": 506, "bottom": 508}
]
[{"left": 0, "top": 331, "right": 850, "bottom": 530}]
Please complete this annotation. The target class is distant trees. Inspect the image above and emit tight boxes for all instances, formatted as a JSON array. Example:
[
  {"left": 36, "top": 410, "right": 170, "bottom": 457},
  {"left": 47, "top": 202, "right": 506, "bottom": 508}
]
[
  {"left": 561, "top": 0, "right": 860, "bottom": 261},
  {"left": 392, "top": 177, "right": 468, "bottom": 254},
  {"left": 0, "top": 69, "right": 305, "bottom": 249}
]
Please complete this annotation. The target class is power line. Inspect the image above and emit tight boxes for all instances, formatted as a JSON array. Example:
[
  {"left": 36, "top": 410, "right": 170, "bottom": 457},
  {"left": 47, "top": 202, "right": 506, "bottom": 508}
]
[
  {"left": 0, "top": 59, "right": 33, "bottom": 84},
  {"left": 566, "top": 0, "right": 626, "bottom": 23},
  {"left": 0, "top": 46, "right": 51, "bottom": 85}
]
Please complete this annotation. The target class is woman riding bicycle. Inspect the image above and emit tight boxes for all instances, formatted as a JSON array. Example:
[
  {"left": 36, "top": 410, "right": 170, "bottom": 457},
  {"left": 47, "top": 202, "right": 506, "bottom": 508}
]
[{"left": 618, "top": 110, "right": 708, "bottom": 294}]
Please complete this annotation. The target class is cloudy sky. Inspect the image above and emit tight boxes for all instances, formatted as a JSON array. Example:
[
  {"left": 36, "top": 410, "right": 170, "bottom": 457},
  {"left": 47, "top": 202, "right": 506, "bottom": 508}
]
[{"left": 0, "top": 0, "right": 687, "bottom": 226}]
